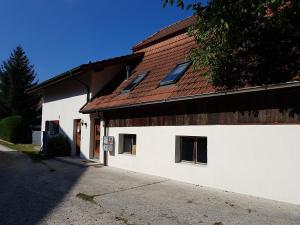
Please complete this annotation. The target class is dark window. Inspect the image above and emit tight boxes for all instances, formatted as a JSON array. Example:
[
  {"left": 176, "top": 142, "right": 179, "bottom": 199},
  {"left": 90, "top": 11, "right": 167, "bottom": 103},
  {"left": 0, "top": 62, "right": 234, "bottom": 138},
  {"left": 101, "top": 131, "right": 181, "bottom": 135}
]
[
  {"left": 159, "top": 62, "right": 191, "bottom": 86},
  {"left": 45, "top": 120, "right": 59, "bottom": 135},
  {"left": 196, "top": 137, "right": 207, "bottom": 163},
  {"left": 122, "top": 134, "right": 136, "bottom": 155},
  {"left": 180, "top": 136, "right": 207, "bottom": 164},
  {"left": 122, "top": 72, "right": 148, "bottom": 93},
  {"left": 181, "top": 137, "right": 194, "bottom": 161}
]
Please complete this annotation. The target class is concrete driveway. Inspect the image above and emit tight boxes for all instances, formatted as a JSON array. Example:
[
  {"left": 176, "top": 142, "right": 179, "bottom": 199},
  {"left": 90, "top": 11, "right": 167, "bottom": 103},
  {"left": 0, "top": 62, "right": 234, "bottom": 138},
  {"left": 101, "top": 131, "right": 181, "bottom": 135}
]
[{"left": 0, "top": 146, "right": 299, "bottom": 225}]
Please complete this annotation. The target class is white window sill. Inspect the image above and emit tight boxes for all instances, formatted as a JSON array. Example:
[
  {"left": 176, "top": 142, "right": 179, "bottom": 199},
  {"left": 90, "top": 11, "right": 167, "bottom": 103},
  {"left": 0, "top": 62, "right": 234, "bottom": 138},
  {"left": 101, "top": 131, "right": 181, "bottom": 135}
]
[
  {"left": 177, "top": 161, "right": 207, "bottom": 167},
  {"left": 119, "top": 152, "right": 136, "bottom": 157}
]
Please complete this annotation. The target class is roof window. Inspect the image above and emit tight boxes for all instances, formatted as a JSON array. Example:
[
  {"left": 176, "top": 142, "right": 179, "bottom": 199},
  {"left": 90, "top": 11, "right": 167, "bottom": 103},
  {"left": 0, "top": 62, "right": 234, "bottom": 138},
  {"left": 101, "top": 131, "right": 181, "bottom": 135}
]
[
  {"left": 159, "top": 62, "right": 191, "bottom": 86},
  {"left": 122, "top": 71, "right": 148, "bottom": 93}
]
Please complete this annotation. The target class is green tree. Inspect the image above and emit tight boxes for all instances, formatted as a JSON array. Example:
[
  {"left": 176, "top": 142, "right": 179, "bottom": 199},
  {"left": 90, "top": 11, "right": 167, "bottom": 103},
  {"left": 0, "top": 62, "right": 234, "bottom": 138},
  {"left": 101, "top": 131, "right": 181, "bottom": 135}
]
[
  {"left": 164, "top": 0, "right": 300, "bottom": 89},
  {"left": 0, "top": 46, "right": 40, "bottom": 133}
]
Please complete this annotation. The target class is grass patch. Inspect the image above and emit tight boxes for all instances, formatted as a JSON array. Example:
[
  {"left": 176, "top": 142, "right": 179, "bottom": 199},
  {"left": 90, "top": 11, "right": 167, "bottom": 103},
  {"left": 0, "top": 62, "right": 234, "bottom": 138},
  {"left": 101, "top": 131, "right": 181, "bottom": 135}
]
[
  {"left": 76, "top": 192, "right": 96, "bottom": 204},
  {"left": 0, "top": 140, "right": 42, "bottom": 162}
]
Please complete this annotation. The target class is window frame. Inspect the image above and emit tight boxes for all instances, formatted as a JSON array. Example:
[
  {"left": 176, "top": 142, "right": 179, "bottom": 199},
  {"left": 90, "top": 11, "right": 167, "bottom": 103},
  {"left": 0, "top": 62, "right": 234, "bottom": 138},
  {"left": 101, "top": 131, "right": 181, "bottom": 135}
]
[
  {"left": 122, "top": 71, "right": 149, "bottom": 93},
  {"left": 179, "top": 136, "right": 207, "bottom": 165},
  {"left": 45, "top": 120, "right": 59, "bottom": 135},
  {"left": 159, "top": 61, "right": 191, "bottom": 86},
  {"left": 119, "top": 133, "right": 137, "bottom": 155}
]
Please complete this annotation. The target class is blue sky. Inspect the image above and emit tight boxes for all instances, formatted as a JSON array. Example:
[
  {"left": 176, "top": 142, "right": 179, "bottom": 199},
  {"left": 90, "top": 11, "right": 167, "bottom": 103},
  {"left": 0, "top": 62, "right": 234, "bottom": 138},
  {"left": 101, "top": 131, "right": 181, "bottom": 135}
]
[{"left": 0, "top": 0, "right": 195, "bottom": 83}]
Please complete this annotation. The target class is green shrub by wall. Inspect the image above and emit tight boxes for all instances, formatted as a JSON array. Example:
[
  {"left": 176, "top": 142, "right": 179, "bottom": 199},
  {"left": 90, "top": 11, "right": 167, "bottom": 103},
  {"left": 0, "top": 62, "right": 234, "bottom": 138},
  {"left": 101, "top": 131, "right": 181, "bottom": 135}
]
[
  {"left": 47, "top": 134, "right": 71, "bottom": 157},
  {"left": 0, "top": 115, "right": 24, "bottom": 143}
]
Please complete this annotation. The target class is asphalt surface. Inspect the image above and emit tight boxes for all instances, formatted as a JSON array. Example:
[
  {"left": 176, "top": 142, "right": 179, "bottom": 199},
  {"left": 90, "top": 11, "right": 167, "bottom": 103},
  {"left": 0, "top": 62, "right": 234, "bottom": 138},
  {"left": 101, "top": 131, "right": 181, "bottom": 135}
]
[{"left": 0, "top": 145, "right": 300, "bottom": 225}]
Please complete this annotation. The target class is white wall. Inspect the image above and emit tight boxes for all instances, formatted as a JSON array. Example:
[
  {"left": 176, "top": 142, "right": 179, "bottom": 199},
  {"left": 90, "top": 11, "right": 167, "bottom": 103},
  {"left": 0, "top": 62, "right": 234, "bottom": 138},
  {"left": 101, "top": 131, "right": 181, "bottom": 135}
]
[
  {"left": 89, "top": 66, "right": 123, "bottom": 97},
  {"left": 105, "top": 125, "right": 300, "bottom": 205},
  {"left": 41, "top": 79, "right": 91, "bottom": 159},
  {"left": 41, "top": 64, "right": 125, "bottom": 159}
]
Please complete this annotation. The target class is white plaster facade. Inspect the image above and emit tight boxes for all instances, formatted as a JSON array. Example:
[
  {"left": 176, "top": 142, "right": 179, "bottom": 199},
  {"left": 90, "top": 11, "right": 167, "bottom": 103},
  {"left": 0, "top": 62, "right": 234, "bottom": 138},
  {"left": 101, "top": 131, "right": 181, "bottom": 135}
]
[
  {"left": 103, "top": 125, "right": 300, "bottom": 205},
  {"left": 42, "top": 83, "right": 300, "bottom": 205},
  {"left": 41, "top": 79, "right": 92, "bottom": 159},
  {"left": 41, "top": 78, "right": 300, "bottom": 205},
  {"left": 40, "top": 61, "right": 300, "bottom": 206},
  {"left": 41, "top": 64, "right": 124, "bottom": 159},
  {"left": 41, "top": 69, "right": 300, "bottom": 206}
]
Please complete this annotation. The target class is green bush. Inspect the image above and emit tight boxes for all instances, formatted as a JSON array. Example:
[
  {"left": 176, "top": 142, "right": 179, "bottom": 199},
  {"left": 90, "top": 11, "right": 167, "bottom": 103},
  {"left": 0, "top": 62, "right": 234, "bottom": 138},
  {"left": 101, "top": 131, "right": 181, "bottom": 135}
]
[
  {"left": 0, "top": 115, "right": 24, "bottom": 143},
  {"left": 47, "top": 134, "right": 71, "bottom": 157}
]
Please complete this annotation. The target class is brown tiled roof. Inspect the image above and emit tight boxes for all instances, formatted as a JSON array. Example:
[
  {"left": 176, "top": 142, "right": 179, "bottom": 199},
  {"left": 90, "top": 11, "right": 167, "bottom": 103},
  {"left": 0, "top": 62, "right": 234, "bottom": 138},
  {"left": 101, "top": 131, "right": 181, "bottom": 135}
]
[
  {"left": 132, "top": 16, "right": 196, "bottom": 52},
  {"left": 81, "top": 30, "right": 215, "bottom": 113}
]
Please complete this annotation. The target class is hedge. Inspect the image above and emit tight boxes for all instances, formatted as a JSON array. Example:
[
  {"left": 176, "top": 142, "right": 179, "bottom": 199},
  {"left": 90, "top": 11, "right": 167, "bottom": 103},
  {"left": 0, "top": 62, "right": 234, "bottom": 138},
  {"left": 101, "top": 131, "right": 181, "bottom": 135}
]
[{"left": 0, "top": 115, "right": 24, "bottom": 143}]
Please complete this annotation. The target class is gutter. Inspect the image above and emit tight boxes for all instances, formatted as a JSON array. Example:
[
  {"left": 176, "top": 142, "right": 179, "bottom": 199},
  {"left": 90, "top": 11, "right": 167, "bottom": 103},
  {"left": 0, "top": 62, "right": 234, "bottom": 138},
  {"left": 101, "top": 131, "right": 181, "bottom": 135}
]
[
  {"left": 80, "top": 81, "right": 300, "bottom": 114},
  {"left": 27, "top": 66, "right": 83, "bottom": 94}
]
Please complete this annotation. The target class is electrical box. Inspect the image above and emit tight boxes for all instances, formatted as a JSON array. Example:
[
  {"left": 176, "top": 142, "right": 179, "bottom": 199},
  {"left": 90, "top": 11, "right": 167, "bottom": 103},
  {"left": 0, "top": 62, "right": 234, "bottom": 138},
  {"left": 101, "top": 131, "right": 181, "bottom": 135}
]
[{"left": 103, "top": 136, "right": 114, "bottom": 151}]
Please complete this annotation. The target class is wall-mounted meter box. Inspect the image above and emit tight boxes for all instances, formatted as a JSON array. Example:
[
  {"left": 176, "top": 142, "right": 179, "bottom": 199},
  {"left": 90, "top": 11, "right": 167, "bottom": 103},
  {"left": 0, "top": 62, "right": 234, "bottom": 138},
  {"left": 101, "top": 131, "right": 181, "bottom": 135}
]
[{"left": 103, "top": 136, "right": 114, "bottom": 151}]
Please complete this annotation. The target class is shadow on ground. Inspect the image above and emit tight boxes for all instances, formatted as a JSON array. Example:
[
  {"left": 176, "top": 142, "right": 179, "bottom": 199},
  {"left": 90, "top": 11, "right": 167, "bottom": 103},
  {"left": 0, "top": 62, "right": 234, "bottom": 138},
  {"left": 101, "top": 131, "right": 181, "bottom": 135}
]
[
  {"left": 1, "top": 149, "right": 300, "bottom": 225},
  {"left": 0, "top": 150, "right": 86, "bottom": 225}
]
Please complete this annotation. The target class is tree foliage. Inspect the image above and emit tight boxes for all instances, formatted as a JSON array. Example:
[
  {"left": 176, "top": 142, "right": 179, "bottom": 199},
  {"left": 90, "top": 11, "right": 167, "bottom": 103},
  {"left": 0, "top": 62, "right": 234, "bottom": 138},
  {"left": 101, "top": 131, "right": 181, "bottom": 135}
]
[
  {"left": 0, "top": 46, "right": 40, "bottom": 124},
  {"left": 164, "top": 0, "right": 300, "bottom": 89}
]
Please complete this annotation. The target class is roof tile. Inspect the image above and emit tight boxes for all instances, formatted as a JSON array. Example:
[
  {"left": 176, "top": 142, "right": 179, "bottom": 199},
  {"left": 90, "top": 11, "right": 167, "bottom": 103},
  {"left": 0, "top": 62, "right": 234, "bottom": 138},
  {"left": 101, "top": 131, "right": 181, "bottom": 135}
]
[
  {"left": 132, "top": 16, "right": 196, "bottom": 51},
  {"left": 81, "top": 18, "right": 216, "bottom": 113}
]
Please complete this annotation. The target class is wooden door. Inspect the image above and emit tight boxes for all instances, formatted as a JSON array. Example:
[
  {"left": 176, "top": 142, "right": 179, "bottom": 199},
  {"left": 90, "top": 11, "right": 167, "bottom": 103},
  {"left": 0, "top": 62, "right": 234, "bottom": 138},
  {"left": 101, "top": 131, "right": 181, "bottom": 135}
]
[
  {"left": 93, "top": 119, "right": 100, "bottom": 159},
  {"left": 75, "top": 120, "right": 81, "bottom": 156}
]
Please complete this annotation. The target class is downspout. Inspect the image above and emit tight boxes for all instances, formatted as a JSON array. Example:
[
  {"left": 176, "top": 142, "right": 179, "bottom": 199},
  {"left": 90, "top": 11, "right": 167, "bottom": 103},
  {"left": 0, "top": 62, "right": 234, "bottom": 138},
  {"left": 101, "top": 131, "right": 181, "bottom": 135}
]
[
  {"left": 69, "top": 70, "right": 90, "bottom": 102},
  {"left": 98, "top": 111, "right": 108, "bottom": 166},
  {"left": 103, "top": 118, "right": 108, "bottom": 166}
]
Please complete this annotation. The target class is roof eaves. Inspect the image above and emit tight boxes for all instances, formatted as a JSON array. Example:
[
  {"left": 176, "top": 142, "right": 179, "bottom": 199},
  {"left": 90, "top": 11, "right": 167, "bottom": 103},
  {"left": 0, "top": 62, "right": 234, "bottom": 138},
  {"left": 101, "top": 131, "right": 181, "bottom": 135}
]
[
  {"left": 27, "top": 65, "right": 83, "bottom": 93},
  {"left": 27, "top": 52, "right": 144, "bottom": 94},
  {"left": 80, "top": 81, "right": 300, "bottom": 114}
]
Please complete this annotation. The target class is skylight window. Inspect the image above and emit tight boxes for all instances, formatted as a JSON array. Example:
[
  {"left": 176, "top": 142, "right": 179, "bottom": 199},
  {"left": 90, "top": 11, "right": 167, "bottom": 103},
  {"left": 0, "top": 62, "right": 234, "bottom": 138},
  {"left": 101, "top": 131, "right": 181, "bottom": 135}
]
[
  {"left": 122, "top": 71, "right": 148, "bottom": 93},
  {"left": 159, "top": 62, "right": 191, "bottom": 86}
]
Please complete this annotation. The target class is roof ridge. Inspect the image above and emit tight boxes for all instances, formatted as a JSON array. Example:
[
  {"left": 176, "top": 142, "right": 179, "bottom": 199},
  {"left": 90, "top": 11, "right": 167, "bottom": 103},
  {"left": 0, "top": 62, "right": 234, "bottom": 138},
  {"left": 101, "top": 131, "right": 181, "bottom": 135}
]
[{"left": 132, "top": 15, "right": 196, "bottom": 51}]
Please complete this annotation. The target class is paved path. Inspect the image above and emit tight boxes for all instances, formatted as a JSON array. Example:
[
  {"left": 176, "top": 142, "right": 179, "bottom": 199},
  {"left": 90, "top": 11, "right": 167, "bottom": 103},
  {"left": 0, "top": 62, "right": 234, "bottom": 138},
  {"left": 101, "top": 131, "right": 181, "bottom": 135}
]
[
  {"left": 0, "top": 146, "right": 300, "bottom": 225},
  {"left": 0, "top": 143, "right": 16, "bottom": 152}
]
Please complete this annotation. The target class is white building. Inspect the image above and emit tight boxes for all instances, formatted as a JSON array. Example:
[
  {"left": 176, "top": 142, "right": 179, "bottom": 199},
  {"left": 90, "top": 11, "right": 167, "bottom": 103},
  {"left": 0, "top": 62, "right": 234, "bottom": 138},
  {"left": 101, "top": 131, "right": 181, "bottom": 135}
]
[{"left": 30, "top": 17, "right": 300, "bottom": 205}]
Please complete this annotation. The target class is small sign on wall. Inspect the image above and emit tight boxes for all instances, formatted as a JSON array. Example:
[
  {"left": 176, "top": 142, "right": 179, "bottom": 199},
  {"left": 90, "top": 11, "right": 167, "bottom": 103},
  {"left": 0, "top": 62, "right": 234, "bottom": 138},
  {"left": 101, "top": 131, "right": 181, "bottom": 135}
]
[
  {"left": 103, "top": 144, "right": 113, "bottom": 152},
  {"left": 103, "top": 136, "right": 114, "bottom": 151}
]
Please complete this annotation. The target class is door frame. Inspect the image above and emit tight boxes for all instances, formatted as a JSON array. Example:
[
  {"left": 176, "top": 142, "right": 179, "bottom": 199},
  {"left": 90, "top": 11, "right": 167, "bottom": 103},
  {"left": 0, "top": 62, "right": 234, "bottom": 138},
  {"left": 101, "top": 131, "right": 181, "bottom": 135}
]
[
  {"left": 73, "top": 119, "right": 81, "bottom": 156},
  {"left": 93, "top": 118, "right": 101, "bottom": 159}
]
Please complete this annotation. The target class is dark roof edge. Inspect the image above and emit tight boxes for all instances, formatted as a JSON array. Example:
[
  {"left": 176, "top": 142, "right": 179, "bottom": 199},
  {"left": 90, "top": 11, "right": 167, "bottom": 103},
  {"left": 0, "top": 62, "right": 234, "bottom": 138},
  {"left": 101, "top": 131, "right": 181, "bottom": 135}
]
[
  {"left": 132, "top": 29, "right": 188, "bottom": 52},
  {"left": 80, "top": 81, "right": 300, "bottom": 114},
  {"left": 132, "top": 16, "right": 196, "bottom": 52},
  {"left": 27, "top": 66, "right": 82, "bottom": 93},
  {"left": 28, "top": 53, "right": 144, "bottom": 94}
]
